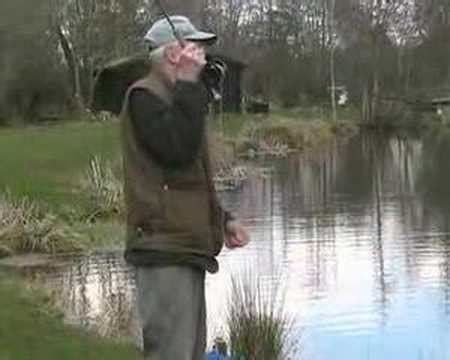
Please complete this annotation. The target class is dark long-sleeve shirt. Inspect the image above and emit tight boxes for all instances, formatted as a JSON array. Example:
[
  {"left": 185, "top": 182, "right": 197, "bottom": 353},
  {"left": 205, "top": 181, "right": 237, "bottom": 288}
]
[
  {"left": 128, "top": 81, "right": 209, "bottom": 170},
  {"left": 125, "top": 80, "right": 231, "bottom": 271}
]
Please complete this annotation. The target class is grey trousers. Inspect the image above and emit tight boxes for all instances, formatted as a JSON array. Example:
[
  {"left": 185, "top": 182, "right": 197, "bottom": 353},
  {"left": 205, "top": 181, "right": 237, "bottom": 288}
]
[{"left": 136, "top": 266, "right": 207, "bottom": 360}]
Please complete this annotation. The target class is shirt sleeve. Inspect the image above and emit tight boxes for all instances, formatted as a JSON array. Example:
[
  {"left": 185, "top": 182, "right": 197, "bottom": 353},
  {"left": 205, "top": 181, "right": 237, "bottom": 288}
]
[{"left": 128, "top": 81, "right": 209, "bottom": 169}]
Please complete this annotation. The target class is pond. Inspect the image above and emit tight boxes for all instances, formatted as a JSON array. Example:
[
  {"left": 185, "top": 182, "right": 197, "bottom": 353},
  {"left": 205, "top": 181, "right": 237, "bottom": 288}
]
[{"left": 23, "top": 132, "right": 450, "bottom": 359}]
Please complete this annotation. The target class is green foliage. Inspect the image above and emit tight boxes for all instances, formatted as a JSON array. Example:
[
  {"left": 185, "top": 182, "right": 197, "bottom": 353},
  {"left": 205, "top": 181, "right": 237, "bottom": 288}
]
[
  {"left": 217, "top": 113, "right": 249, "bottom": 137},
  {"left": 0, "top": 117, "right": 356, "bottom": 255},
  {"left": 80, "top": 156, "right": 124, "bottom": 221},
  {"left": 225, "top": 106, "right": 360, "bottom": 158},
  {"left": 0, "top": 193, "right": 83, "bottom": 254},
  {"left": 227, "top": 273, "right": 298, "bottom": 360},
  {"left": 74, "top": 220, "right": 126, "bottom": 251},
  {"left": 0, "top": 120, "right": 124, "bottom": 253},
  {"left": 0, "top": 272, "right": 139, "bottom": 360},
  {"left": 0, "top": 0, "right": 449, "bottom": 123},
  {"left": 0, "top": 121, "right": 120, "bottom": 211},
  {"left": 0, "top": 0, "right": 69, "bottom": 121},
  {"left": 236, "top": 116, "right": 357, "bottom": 156}
]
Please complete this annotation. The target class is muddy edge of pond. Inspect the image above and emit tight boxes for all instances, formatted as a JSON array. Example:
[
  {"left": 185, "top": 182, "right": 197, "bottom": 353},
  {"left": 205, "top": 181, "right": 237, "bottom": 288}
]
[{"left": 0, "top": 253, "right": 69, "bottom": 271}]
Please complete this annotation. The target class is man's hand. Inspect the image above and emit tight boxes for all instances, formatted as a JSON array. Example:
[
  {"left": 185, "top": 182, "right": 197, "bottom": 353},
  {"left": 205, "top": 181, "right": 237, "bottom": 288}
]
[
  {"left": 225, "top": 220, "right": 250, "bottom": 249},
  {"left": 176, "top": 43, "right": 207, "bottom": 83}
]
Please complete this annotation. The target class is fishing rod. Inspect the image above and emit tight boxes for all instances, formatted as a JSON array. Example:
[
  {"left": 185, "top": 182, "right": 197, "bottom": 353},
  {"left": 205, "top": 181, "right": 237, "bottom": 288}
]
[{"left": 153, "top": 0, "right": 185, "bottom": 46}]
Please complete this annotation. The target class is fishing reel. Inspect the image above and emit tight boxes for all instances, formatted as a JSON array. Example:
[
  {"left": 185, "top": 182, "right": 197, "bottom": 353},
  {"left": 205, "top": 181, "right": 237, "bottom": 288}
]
[{"left": 201, "top": 56, "right": 227, "bottom": 102}]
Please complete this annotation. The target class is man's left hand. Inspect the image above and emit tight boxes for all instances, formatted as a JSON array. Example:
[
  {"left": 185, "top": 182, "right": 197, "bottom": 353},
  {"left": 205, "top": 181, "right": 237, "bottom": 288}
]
[
  {"left": 225, "top": 220, "right": 250, "bottom": 249},
  {"left": 176, "top": 43, "right": 207, "bottom": 83}
]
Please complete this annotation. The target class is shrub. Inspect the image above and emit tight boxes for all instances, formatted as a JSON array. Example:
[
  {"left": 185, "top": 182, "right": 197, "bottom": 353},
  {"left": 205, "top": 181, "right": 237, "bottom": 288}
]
[
  {"left": 227, "top": 273, "right": 299, "bottom": 360},
  {"left": 236, "top": 117, "right": 339, "bottom": 156},
  {"left": 80, "top": 156, "right": 124, "bottom": 221},
  {"left": 0, "top": 193, "right": 83, "bottom": 253}
]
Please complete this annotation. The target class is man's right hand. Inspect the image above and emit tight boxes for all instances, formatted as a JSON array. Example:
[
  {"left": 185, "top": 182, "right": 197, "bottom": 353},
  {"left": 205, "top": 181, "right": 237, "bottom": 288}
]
[
  {"left": 224, "top": 220, "right": 250, "bottom": 249},
  {"left": 176, "top": 43, "right": 207, "bottom": 83}
]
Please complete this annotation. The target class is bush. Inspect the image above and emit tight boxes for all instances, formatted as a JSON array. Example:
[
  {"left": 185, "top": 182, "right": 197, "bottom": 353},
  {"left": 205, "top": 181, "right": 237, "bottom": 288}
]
[
  {"left": 227, "top": 273, "right": 299, "bottom": 360},
  {"left": 236, "top": 116, "right": 342, "bottom": 156},
  {"left": 80, "top": 156, "right": 124, "bottom": 221},
  {"left": 0, "top": 193, "right": 83, "bottom": 253}
]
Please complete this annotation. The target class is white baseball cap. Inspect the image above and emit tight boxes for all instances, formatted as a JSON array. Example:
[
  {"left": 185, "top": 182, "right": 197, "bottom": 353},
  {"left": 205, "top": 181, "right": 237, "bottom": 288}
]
[{"left": 144, "top": 15, "right": 217, "bottom": 50}]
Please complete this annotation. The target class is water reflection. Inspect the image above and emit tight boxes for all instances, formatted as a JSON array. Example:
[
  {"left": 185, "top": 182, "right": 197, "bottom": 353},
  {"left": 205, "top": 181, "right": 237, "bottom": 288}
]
[
  {"left": 30, "top": 133, "right": 450, "bottom": 359},
  {"left": 34, "top": 254, "right": 141, "bottom": 342}
]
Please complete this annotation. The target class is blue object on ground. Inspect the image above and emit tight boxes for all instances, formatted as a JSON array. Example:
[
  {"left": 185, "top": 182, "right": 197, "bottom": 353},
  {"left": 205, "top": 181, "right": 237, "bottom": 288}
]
[{"left": 206, "top": 350, "right": 232, "bottom": 360}]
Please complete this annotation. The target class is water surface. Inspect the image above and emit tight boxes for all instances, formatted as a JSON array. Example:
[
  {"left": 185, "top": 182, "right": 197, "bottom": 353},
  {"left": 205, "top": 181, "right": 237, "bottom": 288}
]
[{"left": 28, "top": 133, "right": 450, "bottom": 359}]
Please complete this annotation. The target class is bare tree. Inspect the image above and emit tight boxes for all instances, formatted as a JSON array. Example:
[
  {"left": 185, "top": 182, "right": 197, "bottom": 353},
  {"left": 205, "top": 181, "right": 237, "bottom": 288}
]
[
  {"left": 157, "top": 0, "right": 206, "bottom": 25},
  {"left": 329, "top": 0, "right": 338, "bottom": 122},
  {"left": 51, "top": 0, "right": 147, "bottom": 113},
  {"left": 0, "top": 0, "right": 67, "bottom": 122},
  {"left": 2, "top": 0, "right": 449, "bottom": 122}
]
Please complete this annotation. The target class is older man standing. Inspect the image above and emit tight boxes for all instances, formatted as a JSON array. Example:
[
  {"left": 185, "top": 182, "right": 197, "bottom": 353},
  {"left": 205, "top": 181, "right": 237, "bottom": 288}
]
[{"left": 120, "top": 16, "right": 249, "bottom": 360}]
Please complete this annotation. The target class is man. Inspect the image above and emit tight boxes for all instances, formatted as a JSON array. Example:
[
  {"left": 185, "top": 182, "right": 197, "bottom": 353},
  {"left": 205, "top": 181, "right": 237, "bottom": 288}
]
[{"left": 120, "top": 16, "right": 250, "bottom": 360}]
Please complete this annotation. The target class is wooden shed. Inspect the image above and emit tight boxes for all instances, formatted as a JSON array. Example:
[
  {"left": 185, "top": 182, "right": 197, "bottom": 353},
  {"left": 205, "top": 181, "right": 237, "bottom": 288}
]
[
  {"left": 92, "top": 53, "right": 149, "bottom": 116},
  {"left": 92, "top": 52, "right": 246, "bottom": 115},
  {"left": 211, "top": 54, "right": 247, "bottom": 113}
]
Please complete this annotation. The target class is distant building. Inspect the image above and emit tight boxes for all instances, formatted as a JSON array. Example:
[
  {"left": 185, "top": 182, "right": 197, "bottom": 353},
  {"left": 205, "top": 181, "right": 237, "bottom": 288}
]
[
  {"left": 92, "top": 52, "right": 246, "bottom": 115},
  {"left": 211, "top": 54, "right": 247, "bottom": 113}
]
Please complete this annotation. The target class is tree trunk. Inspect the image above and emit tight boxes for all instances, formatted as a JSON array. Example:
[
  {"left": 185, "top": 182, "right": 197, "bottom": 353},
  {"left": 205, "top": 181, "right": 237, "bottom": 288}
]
[
  {"left": 330, "top": 45, "right": 337, "bottom": 122},
  {"left": 362, "top": 82, "right": 371, "bottom": 123},
  {"left": 330, "top": 0, "right": 338, "bottom": 122},
  {"left": 397, "top": 46, "right": 403, "bottom": 94},
  {"left": 56, "top": 25, "right": 84, "bottom": 113},
  {"left": 371, "top": 54, "right": 380, "bottom": 124},
  {"left": 370, "top": 0, "right": 382, "bottom": 124}
]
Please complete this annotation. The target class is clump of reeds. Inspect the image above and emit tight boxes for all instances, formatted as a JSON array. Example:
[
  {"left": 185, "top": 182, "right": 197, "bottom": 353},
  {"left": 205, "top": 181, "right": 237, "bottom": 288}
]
[
  {"left": 81, "top": 156, "right": 124, "bottom": 221},
  {"left": 0, "top": 193, "right": 83, "bottom": 254},
  {"left": 226, "top": 273, "right": 299, "bottom": 360},
  {"left": 236, "top": 116, "right": 352, "bottom": 157},
  {"left": 236, "top": 119, "right": 293, "bottom": 157},
  {"left": 209, "top": 133, "right": 249, "bottom": 191},
  {"left": 214, "top": 165, "right": 248, "bottom": 192}
]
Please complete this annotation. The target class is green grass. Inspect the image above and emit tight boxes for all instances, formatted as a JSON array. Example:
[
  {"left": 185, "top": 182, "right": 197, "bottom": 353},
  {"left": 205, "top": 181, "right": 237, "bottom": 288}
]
[
  {"left": 271, "top": 104, "right": 361, "bottom": 123},
  {"left": 0, "top": 121, "right": 120, "bottom": 212},
  {"left": 212, "top": 106, "right": 361, "bottom": 137},
  {"left": 233, "top": 115, "right": 358, "bottom": 157},
  {"left": 73, "top": 220, "right": 126, "bottom": 250},
  {"left": 0, "top": 111, "right": 355, "bottom": 212},
  {"left": 0, "top": 193, "right": 84, "bottom": 254},
  {"left": 227, "top": 273, "right": 298, "bottom": 360},
  {"left": 0, "top": 113, "right": 357, "bottom": 255},
  {"left": 0, "top": 271, "right": 139, "bottom": 360}
]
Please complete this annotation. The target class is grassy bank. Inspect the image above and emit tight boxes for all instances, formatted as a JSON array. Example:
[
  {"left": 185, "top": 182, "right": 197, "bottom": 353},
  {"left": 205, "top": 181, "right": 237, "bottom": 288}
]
[
  {"left": 0, "top": 111, "right": 357, "bottom": 204},
  {"left": 214, "top": 105, "right": 360, "bottom": 137},
  {"left": 216, "top": 111, "right": 358, "bottom": 158},
  {"left": 0, "top": 114, "right": 331, "bottom": 358},
  {"left": 0, "top": 270, "right": 139, "bottom": 360},
  {"left": 0, "top": 121, "right": 120, "bottom": 211},
  {"left": 0, "top": 121, "right": 124, "bottom": 255},
  {"left": 0, "top": 112, "right": 358, "bottom": 256},
  {"left": 0, "top": 112, "right": 356, "bottom": 193}
]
